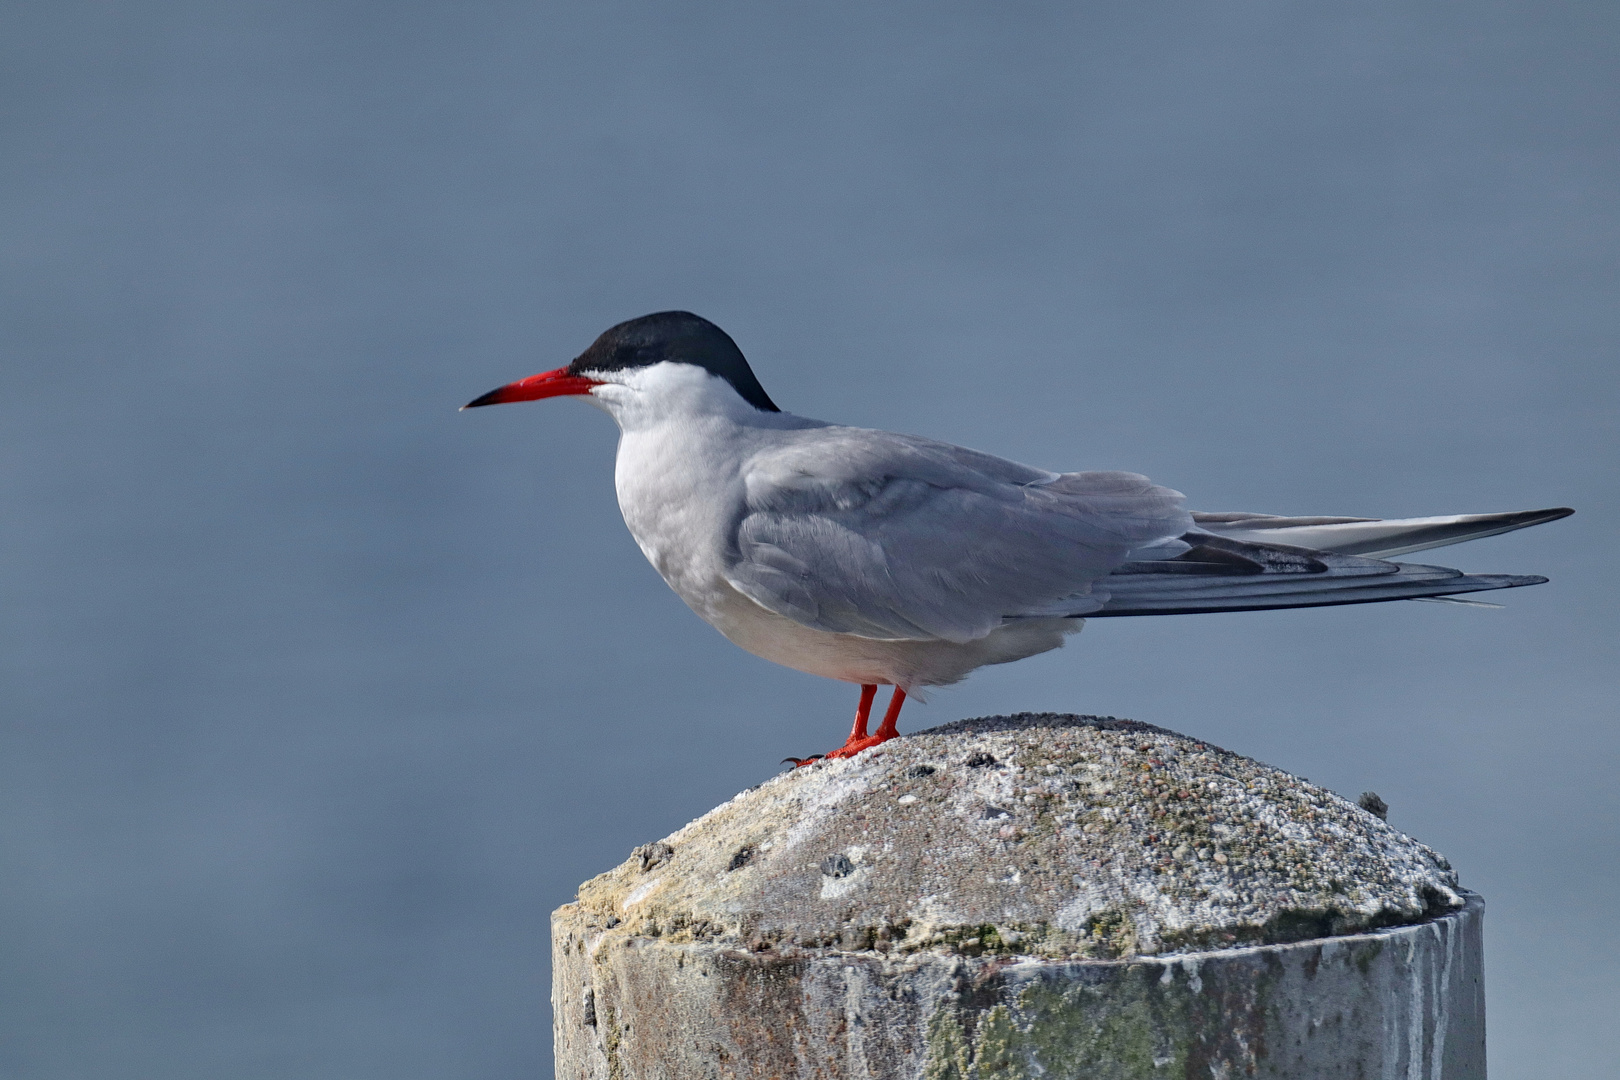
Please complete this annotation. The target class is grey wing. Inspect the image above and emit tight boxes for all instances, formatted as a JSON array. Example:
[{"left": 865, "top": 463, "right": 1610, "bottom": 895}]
[{"left": 724, "top": 428, "right": 1192, "bottom": 643}]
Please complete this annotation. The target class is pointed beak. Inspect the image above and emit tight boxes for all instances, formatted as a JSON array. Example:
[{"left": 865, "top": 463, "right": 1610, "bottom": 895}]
[{"left": 461, "top": 367, "right": 603, "bottom": 409}]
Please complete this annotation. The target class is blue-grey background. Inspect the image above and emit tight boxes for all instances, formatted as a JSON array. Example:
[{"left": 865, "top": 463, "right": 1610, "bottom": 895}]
[{"left": 2, "top": 2, "right": 1615, "bottom": 1077}]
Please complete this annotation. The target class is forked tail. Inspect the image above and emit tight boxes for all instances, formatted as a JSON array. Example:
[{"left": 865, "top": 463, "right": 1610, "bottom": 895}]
[{"left": 1086, "top": 507, "right": 1570, "bottom": 617}]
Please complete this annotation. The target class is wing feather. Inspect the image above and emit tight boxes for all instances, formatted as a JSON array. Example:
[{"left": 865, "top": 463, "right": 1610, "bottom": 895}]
[
  {"left": 1090, "top": 534, "right": 1548, "bottom": 615},
  {"left": 724, "top": 428, "right": 1191, "bottom": 642},
  {"left": 1191, "top": 507, "right": 1573, "bottom": 558}
]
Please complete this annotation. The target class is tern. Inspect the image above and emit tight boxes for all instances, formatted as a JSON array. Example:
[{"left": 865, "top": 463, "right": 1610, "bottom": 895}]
[{"left": 465, "top": 311, "right": 1570, "bottom": 763}]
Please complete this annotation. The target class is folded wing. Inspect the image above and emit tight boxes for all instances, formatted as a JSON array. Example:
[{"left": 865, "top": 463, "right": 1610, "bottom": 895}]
[{"left": 725, "top": 428, "right": 1192, "bottom": 642}]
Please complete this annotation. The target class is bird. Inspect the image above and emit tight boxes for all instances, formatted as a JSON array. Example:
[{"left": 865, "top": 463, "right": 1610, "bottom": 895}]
[{"left": 464, "top": 311, "right": 1571, "bottom": 763}]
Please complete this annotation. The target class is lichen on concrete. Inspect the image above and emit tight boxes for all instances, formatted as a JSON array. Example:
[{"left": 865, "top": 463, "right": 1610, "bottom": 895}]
[
  {"left": 552, "top": 714, "right": 1485, "bottom": 1079},
  {"left": 564, "top": 713, "right": 1459, "bottom": 962}
]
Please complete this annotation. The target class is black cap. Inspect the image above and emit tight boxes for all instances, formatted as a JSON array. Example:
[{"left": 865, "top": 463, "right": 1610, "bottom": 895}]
[{"left": 567, "top": 311, "right": 779, "bottom": 413}]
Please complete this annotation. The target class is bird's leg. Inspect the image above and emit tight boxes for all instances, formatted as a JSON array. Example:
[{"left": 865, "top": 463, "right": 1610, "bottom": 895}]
[
  {"left": 871, "top": 686, "right": 907, "bottom": 743},
  {"left": 849, "top": 683, "right": 878, "bottom": 743},
  {"left": 783, "top": 685, "right": 877, "bottom": 767},
  {"left": 815, "top": 685, "right": 906, "bottom": 762}
]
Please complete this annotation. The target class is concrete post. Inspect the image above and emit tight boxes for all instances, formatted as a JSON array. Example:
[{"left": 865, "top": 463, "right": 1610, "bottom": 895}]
[{"left": 553, "top": 714, "right": 1485, "bottom": 1078}]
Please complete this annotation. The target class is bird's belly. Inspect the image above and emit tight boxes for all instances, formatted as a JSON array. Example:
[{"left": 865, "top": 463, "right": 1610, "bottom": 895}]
[{"left": 702, "top": 582, "right": 1081, "bottom": 689}]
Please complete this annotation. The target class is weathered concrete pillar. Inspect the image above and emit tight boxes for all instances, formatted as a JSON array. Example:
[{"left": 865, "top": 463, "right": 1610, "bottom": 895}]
[{"left": 553, "top": 714, "right": 1485, "bottom": 1078}]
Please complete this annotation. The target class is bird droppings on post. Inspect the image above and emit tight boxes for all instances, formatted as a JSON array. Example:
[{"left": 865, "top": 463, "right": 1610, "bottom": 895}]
[{"left": 553, "top": 714, "right": 1484, "bottom": 1078}]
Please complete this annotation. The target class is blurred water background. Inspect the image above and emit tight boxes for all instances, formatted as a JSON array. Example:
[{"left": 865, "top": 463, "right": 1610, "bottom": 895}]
[{"left": 2, "top": 3, "right": 1615, "bottom": 1076}]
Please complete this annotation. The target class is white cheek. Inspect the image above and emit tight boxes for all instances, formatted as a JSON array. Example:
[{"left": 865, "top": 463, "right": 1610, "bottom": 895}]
[
  {"left": 585, "top": 383, "right": 635, "bottom": 414},
  {"left": 582, "top": 391, "right": 616, "bottom": 414}
]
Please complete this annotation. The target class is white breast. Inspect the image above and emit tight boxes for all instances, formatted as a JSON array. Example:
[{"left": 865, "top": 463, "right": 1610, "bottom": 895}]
[
  {"left": 595, "top": 363, "right": 781, "bottom": 626},
  {"left": 614, "top": 426, "right": 747, "bottom": 624}
]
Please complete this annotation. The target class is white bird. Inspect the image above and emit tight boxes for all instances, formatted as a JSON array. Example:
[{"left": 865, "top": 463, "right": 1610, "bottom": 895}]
[{"left": 465, "top": 312, "right": 1570, "bottom": 762}]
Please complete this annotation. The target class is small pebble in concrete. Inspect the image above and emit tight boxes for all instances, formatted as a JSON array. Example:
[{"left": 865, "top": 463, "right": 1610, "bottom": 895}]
[
  {"left": 819, "top": 853, "right": 854, "bottom": 879},
  {"left": 1359, "top": 791, "right": 1390, "bottom": 820},
  {"left": 632, "top": 841, "right": 673, "bottom": 872}
]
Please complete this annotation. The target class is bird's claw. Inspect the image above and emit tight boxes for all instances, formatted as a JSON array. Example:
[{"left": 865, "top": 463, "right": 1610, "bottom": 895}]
[
  {"left": 821, "top": 734, "right": 891, "bottom": 760},
  {"left": 781, "top": 755, "right": 825, "bottom": 768}
]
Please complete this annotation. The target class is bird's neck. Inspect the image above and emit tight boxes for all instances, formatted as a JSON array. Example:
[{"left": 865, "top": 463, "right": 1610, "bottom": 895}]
[{"left": 600, "top": 374, "right": 823, "bottom": 603}]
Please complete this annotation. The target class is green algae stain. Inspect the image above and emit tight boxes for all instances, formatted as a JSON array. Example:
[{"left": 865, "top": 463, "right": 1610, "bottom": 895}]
[
  {"left": 1017, "top": 977, "right": 1190, "bottom": 1079},
  {"left": 971, "top": 1005, "right": 1027, "bottom": 1079},
  {"left": 924, "top": 972, "right": 1194, "bottom": 1079},
  {"left": 924, "top": 1006, "right": 973, "bottom": 1080},
  {"left": 1083, "top": 908, "right": 1139, "bottom": 959},
  {"left": 1355, "top": 938, "right": 1385, "bottom": 977}
]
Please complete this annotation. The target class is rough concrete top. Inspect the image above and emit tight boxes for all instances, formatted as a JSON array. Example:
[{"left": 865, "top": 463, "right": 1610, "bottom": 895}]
[{"left": 565, "top": 714, "right": 1463, "bottom": 960}]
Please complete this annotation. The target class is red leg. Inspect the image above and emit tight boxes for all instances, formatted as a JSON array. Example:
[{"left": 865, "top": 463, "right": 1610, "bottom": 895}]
[
  {"left": 818, "top": 685, "right": 907, "bottom": 761},
  {"left": 784, "top": 685, "right": 877, "bottom": 767},
  {"left": 848, "top": 684, "right": 878, "bottom": 743},
  {"left": 871, "top": 686, "right": 907, "bottom": 742}
]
